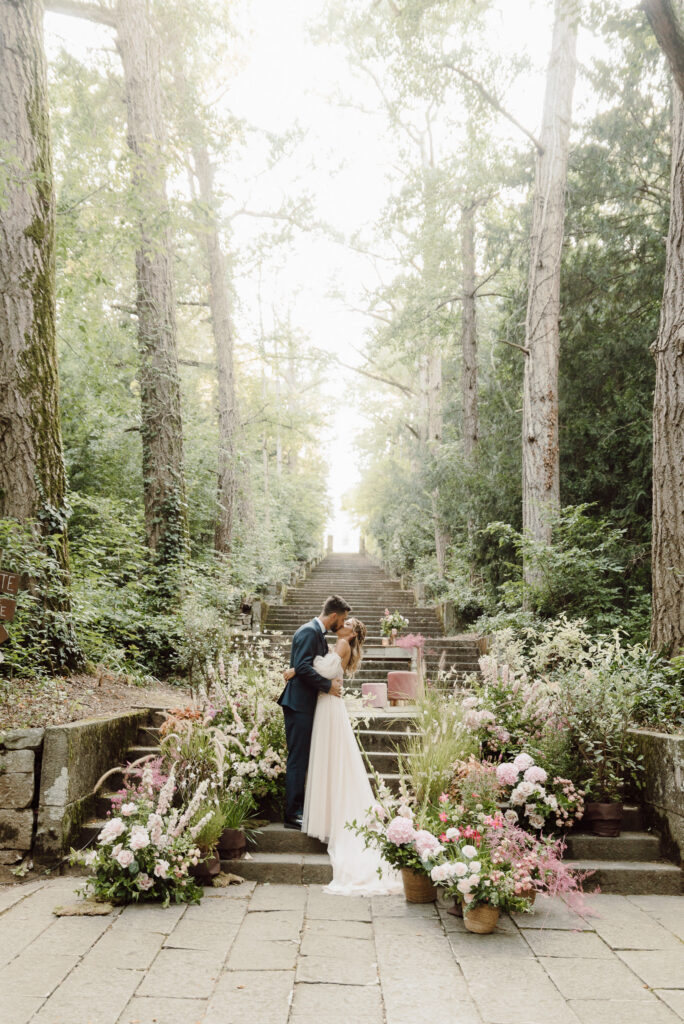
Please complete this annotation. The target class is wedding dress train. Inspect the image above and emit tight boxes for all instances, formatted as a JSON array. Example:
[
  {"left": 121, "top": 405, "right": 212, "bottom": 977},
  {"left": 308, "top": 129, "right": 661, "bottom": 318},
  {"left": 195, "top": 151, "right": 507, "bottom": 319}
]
[{"left": 302, "top": 649, "right": 401, "bottom": 896}]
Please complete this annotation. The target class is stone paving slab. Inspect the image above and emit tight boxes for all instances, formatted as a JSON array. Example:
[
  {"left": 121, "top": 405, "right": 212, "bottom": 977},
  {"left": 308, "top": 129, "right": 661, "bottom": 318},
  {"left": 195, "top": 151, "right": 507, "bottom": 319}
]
[
  {"left": 539, "top": 955, "right": 655, "bottom": 1001},
  {"left": 118, "top": 996, "right": 209, "bottom": 1024},
  {"left": 204, "top": 969, "right": 293, "bottom": 1024},
  {"left": 0, "top": 880, "right": 681, "bottom": 1024},
  {"left": 578, "top": 895, "right": 682, "bottom": 950},
  {"left": 289, "top": 981, "right": 384, "bottom": 1024},
  {"left": 616, "top": 949, "right": 684, "bottom": 989},
  {"left": 458, "top": 954, "right": 583, "bottom": 1024},
  {"left": 568, "top": 998, "right": 681, "bottom": 1024}
]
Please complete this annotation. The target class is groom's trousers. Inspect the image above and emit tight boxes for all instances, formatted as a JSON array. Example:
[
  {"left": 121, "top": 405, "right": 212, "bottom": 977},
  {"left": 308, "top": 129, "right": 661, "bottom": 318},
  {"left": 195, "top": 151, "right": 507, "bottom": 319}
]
[{"left": 282, "top": 707, "right": 315, "bottom": 820}]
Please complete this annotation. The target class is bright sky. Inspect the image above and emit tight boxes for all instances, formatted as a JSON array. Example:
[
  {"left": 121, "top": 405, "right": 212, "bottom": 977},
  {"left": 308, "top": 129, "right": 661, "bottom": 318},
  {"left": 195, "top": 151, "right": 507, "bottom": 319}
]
[{"left": 45, "top": 0, "right": 636, "bottom": 553}]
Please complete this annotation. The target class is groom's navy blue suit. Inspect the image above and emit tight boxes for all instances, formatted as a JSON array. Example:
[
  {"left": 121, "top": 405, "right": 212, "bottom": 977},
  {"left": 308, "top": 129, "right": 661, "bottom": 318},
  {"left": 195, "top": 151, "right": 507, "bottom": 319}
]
[{"left": 278, "top": 618, "right": 333, "bottom": 821}]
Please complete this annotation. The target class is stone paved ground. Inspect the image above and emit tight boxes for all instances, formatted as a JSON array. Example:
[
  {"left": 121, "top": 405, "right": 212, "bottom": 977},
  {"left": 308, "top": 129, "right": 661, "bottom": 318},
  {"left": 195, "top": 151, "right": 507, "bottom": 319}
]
[{"left": 0, "top": 879, "right": 682, "bottom": 1024}]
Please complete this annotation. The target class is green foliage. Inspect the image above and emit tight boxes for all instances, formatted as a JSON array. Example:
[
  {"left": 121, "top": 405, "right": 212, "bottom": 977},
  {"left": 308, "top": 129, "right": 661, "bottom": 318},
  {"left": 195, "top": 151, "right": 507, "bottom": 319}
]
[
  {"left": 480, "top": 505, "right": 647, "bottom": 636},
  {"left": 400, "top": 687, "right": 478, "bottom": 804},
  {"left": 0, "top": 517, "right": 81, "bottom": 676}
]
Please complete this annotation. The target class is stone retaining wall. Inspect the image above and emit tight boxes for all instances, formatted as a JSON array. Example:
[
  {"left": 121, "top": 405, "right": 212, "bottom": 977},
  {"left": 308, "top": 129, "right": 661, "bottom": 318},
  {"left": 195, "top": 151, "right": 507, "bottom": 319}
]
[
  {"left": 631, "top": 727, "right": 684, "bottom": 863},
  {"left": 34, "top": 710, "right": 148, "bottom": 863},
  {"left": 0, "top": 728, "right": 45, "bottom": 879}
]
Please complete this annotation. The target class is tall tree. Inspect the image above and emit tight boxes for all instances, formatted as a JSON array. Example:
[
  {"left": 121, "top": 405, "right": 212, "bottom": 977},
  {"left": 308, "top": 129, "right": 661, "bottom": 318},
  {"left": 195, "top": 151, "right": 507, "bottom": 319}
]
[
  {"left": 46, "top": 0, "right": 187, "bottom": 567},
  {"left": 642, "top": 0, "right": 684, "bottom": 655},
  {"left": 0, "top": 0, "right": 82, "bottom": 665},
  {"left": 522, "top": 0, "right": 579, "bottom": 581}
]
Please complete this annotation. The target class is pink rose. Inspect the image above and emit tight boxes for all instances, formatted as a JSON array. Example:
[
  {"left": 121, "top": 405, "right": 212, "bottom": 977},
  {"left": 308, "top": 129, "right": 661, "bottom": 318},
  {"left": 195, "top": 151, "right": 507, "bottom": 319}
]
[
  {"left": 115, "top": 848, "right": 134, "bottom": 868},
  {"left": 120, "top": 802, "right": 137, "bottom": 817},
  {"left": 154, "top": 859, "right": 169, "bottom": 878},
  {"left": 129, "top": 826, "right": 150, "bottom": 851},
  {"left": 137, "top": 873, "right": 154, "bottom": 891}
]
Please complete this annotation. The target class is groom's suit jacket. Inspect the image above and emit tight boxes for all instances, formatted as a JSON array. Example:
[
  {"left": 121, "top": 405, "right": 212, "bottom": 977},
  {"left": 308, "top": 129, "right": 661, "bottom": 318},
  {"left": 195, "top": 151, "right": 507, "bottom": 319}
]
[{"left": 277, "top": 618, "right": 332, "bottom": 715}]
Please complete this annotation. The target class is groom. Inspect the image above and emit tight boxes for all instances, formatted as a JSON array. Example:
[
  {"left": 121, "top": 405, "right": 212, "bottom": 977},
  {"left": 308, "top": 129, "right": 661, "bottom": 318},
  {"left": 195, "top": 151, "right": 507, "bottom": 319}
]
[{"left": 277, "top": 594, "right": 351, "bottom": 830}]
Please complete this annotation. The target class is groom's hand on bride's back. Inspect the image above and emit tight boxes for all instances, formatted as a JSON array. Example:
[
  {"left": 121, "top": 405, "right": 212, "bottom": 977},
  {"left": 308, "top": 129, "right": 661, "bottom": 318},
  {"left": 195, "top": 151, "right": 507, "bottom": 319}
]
[{"left": 330, "top": 679, "right": 343, "bottom": 697}]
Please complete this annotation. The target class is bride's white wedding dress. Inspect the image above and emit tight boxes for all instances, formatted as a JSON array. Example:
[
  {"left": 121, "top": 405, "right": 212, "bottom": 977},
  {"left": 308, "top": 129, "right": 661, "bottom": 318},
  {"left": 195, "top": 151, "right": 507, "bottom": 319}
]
[{"left": 302, "top": 649, "right": 401, "bottom": 896}]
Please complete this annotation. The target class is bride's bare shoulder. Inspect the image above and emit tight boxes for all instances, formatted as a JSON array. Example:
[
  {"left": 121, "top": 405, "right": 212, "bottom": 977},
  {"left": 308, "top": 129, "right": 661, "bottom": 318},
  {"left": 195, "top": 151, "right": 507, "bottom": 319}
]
[{"left": 335, "top": 637, "right": 351, "bottom": 665}]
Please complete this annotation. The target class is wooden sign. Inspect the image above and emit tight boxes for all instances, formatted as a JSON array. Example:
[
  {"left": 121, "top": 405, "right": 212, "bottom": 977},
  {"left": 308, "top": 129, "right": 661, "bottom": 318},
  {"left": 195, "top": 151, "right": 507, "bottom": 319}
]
[
  {"left": 0, "top": 571, "right": 19, "bottom": 595},
  {"left": 0, "top": 567, "right": 21, "bottom": 643}
]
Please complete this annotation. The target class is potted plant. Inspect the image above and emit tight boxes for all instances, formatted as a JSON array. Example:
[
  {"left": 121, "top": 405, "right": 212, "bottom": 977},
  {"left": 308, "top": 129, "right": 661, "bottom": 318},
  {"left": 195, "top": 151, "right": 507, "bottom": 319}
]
[
  {"left": 352, "top": 808, "right": 440, "bottom": 903},
  {"left": 560, "top": 662, "right": 643, "bottom": 837},
  {"left": 189, "top": 804, "right": 226, "bottom": 883},
  {"left": 217, "top": 792, "right": 261, "bottom": 860},
  {"left": 381, "top": 609, "right": 409, "bottom": 645}
]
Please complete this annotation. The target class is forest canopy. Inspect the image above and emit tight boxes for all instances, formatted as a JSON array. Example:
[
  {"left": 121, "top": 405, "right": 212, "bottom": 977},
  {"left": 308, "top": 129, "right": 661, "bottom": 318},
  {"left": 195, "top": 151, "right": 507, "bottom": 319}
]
[{"left": 0, "top": 0, "right": 682, "bottom": 686}]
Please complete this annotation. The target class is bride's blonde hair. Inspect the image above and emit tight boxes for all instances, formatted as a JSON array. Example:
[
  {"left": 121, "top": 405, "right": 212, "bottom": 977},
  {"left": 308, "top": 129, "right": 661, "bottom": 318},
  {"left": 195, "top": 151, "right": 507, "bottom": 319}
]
[{"left": 344, "top": 617, "right": 367, "bottom": 677}]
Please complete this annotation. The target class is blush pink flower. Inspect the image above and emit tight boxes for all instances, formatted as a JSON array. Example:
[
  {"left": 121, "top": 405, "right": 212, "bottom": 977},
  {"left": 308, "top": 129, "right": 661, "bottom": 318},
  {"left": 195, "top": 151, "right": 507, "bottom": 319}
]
[
  {"left": 496, "top": 762, "right": 520, "bottom": 786},
  {"left": 386, "top": 816, "right": 416, "bottom": 845},
  {"left": 524, "top": 765, "right": 548, "bottom": 784},
  {"left": 513, "top": 753, "right": 535, "bottom": 772},
  {"left": 154, "top": 859, "right": 170, "bottom": 878},
  {"left": 414, "top": 829, "right": 442, "bottom": 859},
  {"left": 115, "top": 848, "right": 134, "bottom": 868},
  {"left": 137, "top": 873, "right": 154, "bottom": 891}
]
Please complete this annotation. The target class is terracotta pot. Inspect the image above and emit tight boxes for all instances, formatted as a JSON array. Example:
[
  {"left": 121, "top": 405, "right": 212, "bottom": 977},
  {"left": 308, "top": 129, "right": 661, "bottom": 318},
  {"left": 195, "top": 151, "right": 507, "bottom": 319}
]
[
  {"left": 585, "top": 801, "right": 623, "bottom": 837},
  {"left": 464, "top": 904, "right": 500, "bottom": 934},
  {"left": 446, "top": 899, "right": 463, "bottom": 918},
  {"left": 382, "top": 637, "right": 390, "bottom": 647},
  {"left": 401, "top": 868, "right": 437, "bottom": 903},
  {"left": 189, "top": 853, "right": 221, "bottom": 884},
  {"left": 218, "top": 828, "right": 246, "bottom": 859}
]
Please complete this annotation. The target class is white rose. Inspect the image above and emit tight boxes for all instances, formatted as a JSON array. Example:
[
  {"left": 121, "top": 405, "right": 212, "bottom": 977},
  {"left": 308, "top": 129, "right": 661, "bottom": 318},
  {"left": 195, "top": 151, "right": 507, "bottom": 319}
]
[
  {"left": 454, "top": 862, "right": 468, "bottom": 877},
  {"left": 469, "top": 861, "right": 482, "bottom": 873},
  {"left": 461, "top": 845, "right": 477, "bottom": 859}
]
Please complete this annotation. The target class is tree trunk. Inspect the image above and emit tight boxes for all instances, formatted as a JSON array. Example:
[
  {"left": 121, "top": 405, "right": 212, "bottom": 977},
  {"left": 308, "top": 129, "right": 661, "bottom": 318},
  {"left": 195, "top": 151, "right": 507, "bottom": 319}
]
[
  {"left": 0, "top": 0, "right": 81, "bottom": 666},
  {"left": 0, "top": 0, "right": 65, "bottom": 531},
  {"left": 650, "top": 81, "right": 684, "bottom": 655},
  {"left": 461, "top": 205, "right": 479, "bottom": 460},
  {"left": 191, "top": 139, "right": 239, "bottom": 556},
  {"left": 115, "top": 0, "right": 186, "bottom": 564},
  {"left": 423, "top": 350, "right": 449, "bottom": 574},
  {"left": 522, "top": 0, "right": 578, "bottom": 573}
]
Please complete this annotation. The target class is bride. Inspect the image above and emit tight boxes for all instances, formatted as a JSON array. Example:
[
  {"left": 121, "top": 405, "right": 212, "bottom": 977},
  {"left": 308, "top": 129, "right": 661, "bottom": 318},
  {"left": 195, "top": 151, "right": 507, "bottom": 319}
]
[{"left": 283, "top": 617, "right": 400, "bottom": 896}]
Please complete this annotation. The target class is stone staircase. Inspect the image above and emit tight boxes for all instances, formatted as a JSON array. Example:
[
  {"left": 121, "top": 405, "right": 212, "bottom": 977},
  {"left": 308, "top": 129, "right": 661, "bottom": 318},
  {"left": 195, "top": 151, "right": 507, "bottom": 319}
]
[
  {"left": 262, "top": 553, "right": 482, "bottom": 690},
  {"left": 72, "top": 711, "right": 682, "bottom": 896},
  {"left": 70, "top": 554, "right": 682, "bottom": 895}
]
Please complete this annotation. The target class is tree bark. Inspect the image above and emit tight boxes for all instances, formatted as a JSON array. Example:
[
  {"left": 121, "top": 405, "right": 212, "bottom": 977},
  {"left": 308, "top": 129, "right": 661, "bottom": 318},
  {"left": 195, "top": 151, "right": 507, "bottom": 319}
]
[
  {"left": 0, "top": 2, "right": 69, "bottom": 557},
  {"left": 522, "top": 0, "right": 578, "bottom": 575},
  {"left": 192, "top": 138, "right": 239, "bottom": 556},
  {"left": 645, "top": 3, "right": 684, "bottom": 655},
  {"left": 461, "top": 204, "right": 479, "bottom": 460},
  {"left": 115, "top": 0, "right": 186, "bottom": 563}
]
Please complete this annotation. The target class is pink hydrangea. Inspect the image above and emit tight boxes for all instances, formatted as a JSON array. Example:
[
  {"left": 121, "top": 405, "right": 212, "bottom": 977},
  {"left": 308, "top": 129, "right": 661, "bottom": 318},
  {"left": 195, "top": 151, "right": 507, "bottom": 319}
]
[
  {"left": 496, "top": 762, "right": 520, "bottom": 786},
  {"left": 513, "top": 753, "right": 535, "bottom": 772},
  {"left": 524, "top": 765, "right": 548, "bottom": 784},
  {"left": 386, "top": 816, "right": 416, "bottom": 845},
  {"left": 414, "top": 829, "right": 441, "bottom": 858}
]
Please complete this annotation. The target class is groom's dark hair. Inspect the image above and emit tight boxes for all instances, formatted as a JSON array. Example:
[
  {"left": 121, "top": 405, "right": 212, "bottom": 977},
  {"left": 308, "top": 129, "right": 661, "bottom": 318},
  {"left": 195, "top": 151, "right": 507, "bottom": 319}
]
[{"left": 322, "top": 595, "right": 351, "bottom": 616}]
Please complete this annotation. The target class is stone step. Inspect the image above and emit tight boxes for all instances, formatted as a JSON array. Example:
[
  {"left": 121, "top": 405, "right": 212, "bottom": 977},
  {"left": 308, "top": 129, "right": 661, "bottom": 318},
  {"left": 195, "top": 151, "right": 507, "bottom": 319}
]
[
  {"left": 124, "top": 745, "right": 160, "bottom": 761},
  {"left": 564, "top": 831, "right": 661, "bottom": 862},
  {"left": 254, "top": 823, "right": 327, "bottom": 855},
  {"left": 357, "top": 729, "right": 419, "bottom": 752},
  {"left": 220, "top": 851, "right": 332, "bottom": 885},
  {"left": 568, "top": 859, "right": 682, "bottom": 895}
]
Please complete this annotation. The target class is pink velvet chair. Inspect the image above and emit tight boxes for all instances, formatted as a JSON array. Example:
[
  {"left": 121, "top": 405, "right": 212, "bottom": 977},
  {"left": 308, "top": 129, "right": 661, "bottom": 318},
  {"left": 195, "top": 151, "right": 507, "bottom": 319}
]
[
  {"left": 361, "top": 682, "right": 388, "bottom": 709},
  {"left": 387, "top": 671, "right": 422, "bottom": 706}
]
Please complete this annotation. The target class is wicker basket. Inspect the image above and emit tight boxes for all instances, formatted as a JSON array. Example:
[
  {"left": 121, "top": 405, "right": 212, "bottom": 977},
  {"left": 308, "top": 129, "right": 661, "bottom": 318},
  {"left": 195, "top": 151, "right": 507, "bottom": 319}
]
[
  {"left": 519, "top": 887, "right": 537, "bottom": 906},
  {"left": 464, "top": 904, "right": 500, "bottom": 934},
  {"left": 401, "top": 868, "right": 437, "bottom": 903}
]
